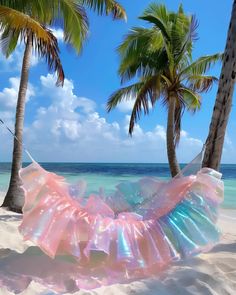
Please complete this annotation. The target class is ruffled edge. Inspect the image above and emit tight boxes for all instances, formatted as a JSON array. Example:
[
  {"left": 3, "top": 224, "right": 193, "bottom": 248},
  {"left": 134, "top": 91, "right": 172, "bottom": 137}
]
[{"left": 18, "top": 162, "right": 224, "bottom": 273}]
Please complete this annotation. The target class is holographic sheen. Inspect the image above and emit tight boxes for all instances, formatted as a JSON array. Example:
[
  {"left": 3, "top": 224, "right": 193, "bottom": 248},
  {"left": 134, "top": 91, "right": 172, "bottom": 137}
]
[{"left": 17, "top": 163, "right": 224, "bottom": 290}]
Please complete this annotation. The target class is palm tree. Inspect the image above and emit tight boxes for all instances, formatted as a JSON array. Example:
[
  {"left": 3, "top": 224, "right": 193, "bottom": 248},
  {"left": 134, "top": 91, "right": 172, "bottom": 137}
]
[
  {"left": 202, "top": 1, "right": 236, "bottom": 170},
  {"left": 0, "top": 6, "right": 64, "bottom": 212},
  {"left": 107, "top": 3, "right": 220, "bottom": 177},
  {"left": 0, "top": 0, "right": 126, "bottom": 212}
]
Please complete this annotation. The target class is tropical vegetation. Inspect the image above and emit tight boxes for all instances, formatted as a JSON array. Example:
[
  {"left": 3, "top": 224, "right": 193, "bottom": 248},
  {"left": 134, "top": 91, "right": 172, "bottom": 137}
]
[
  {"left": 107, "top": 3, "right": 221, "bottom": 177},
  {"left": 0, "top": 0, "right": 126, "bottom": 212}
]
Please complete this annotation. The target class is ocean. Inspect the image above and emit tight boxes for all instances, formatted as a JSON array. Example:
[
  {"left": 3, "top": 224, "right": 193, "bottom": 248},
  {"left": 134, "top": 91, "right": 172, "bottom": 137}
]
[{"left": 0, "top": 162, "right": 235, "bottom": 209}]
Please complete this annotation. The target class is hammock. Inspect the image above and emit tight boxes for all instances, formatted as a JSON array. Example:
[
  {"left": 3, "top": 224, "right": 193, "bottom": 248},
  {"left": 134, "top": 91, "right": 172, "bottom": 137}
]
[
  {"left": 15, "top": 150, "right": 223, "bottom": 290},
  {"left": 0, "top": 119, "right": 224, "bottom": 291}
]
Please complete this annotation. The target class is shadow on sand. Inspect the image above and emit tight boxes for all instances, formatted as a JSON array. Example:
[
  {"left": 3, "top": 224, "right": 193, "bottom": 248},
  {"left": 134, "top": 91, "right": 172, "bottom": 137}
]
[
  {"left": 0, "top": 242, "right": 236, "bottom": 294},
  {"left": 0, "top": 214, "right": 22, "bottom": 222}
]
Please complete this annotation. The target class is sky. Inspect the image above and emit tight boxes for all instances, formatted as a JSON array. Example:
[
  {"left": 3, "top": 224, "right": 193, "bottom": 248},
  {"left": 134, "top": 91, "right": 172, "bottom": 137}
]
[{"left": 0, "top": 0, "right": 235, "bottom": 163}]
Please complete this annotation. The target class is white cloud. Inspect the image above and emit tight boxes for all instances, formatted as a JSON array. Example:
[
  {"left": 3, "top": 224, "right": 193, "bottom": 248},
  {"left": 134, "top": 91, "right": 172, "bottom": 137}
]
[
  {"left": 0, "top": 77, "right": 34, "bottom": 160},
  {"left": 8, "top": 74, "right": 203, "bottom": 163},
  {"left": 0, "top": 76, "right": 35, "bottom": 160},
  {"left": 0, "top": 77, "right": 20, "bottom": 109},
  {"left": 225, "top": 133, "right": 233, "bottom": 147},
  {"left": 180, "top": 130, "right": 202, "bottom": 146},
  {"left": 0, "top": 45, "right": 40, "bottom": 72},
  {"left": 116, "top": 98, "right": 153, "bottom": 113},
  {"left": 0, "top": 77, "right": 34, "bottom": 109},
  {"left": 51, "top": 28, "right": 64, "bottom": 42},
  {"left": 0, "top": 74, "right": 234, "bottom": 164},
  {"left": 116, "top": 100, "right": 135, "bottom": 112}
]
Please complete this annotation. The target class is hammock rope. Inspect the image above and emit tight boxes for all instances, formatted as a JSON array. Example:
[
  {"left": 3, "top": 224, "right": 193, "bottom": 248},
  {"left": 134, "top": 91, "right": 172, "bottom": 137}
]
[{"left": 0, "top": 118, "right": 35, "bottom": 162}]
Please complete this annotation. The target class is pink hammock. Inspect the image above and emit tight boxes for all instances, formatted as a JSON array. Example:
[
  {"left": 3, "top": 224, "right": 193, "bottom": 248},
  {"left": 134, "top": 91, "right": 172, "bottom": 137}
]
[{"left": 3, "top": 148, "right": 222, "bottom": 291}]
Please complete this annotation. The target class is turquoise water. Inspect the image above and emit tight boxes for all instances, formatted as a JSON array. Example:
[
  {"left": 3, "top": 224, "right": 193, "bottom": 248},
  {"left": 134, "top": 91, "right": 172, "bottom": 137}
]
[
  {"left": 0, "top": 163, "right": 235, "bottom": 209},
  {"left": 222, "top": 179, "right": 235, "bottom": 208}
]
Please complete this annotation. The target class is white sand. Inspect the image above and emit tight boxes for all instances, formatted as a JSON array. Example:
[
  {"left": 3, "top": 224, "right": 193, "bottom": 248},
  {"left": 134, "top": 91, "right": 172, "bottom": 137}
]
[{"left": 0, "top": 197, "right": 235, "bottom": 295}]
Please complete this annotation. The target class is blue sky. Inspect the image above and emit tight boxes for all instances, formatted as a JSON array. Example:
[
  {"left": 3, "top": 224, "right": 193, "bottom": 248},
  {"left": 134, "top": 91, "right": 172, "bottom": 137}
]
[{"left": 0, "top": 0, "right": 235, "bottom": 163}]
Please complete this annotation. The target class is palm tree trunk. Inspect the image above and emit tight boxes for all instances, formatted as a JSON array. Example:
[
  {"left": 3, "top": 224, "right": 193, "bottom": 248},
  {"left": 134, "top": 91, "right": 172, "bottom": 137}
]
[
  {"left": 202, "top": 0, "right": 236, "bottom": 170},
  {"left": 167, "top": 97, "right": 181, "bottom": 177},
  {"left": 2, "top": 35, "right": 32, "bottom": 213}
]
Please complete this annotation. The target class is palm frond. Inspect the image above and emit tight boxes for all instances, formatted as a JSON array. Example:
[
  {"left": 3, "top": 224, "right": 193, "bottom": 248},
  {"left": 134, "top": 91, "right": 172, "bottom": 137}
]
[
  {"left": 0, "top": 0, "right": 126, "bottom": 52},
  {"left": 0, "top": 28, "right": 19, "bottom": 57},
  {"left": 118, "top": 27, "right": 163, "bottom": 58},
  {"left": 81, "top": 0, "right": 126, "bottom": 20},
  {"left": 107, "top": 82, "right": 145, "bottom": 112},
  {"left": 180, "top": 53, "right": 222, "bottom": 77},
  {"left": 128, "top": 76, "right": 161, "bottom": 134},
  {"left": 117, "top": 27, "right": 168, "bottom": 83},
  {"left": 0, "top": 5, "right": 64, "bottom": 85},
  {"left": 32, "top": 29, "right": 65, "bottom": 86},
  {"left": 128, "top": 97, "right": 143, "bottom": 135},
  {"left": 55, "top": 0, "right": 88, "bottom": 52},
  {"left": 107, "top": 76, "right": 162, "bottom": 134},
  {"left": 141, "top": 3, "right": 170, "bottom": 27},
  {"left": 187, "top": 75, "right": 218, "bottom": 93},
  {"left": 119, "top": 48, "right": 167, "bottom": 84},
  {"left": 179, "top": 87, "right": 201, "bottom": 110},
  {"left": 139, "top": 3, "right": 172, "bottom": 42},
  {"left": 160, "top": 74, "right": 172, "bottom": 88},
  {"left": 0, "top": 0, "right": 88, "bottom": 52},
  {"left": 178, "top": 3, "right": 184, "bottom": 14},
  {"left": 0, "top": 5, "right": 52, "bottom": 42},
  {"left": 174, "top": 15, "right": 198, "bottom": 63}
]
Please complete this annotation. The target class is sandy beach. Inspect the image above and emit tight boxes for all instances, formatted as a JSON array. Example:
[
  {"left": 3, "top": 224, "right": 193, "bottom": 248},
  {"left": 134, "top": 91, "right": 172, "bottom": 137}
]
[{"left": 0, "top": 190, "right": 235, "bottom": 295}]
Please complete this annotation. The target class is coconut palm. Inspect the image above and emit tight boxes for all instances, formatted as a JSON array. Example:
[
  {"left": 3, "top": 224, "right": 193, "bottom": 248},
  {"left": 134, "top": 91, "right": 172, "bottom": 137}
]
[
  {"left": 107, "top": 3, "right": 220, "bottom": 177},
  {"left": 0, "top": 0, "right": 126, "bottom": 212},
  {"left": 0, "top": 6, "right": 64, "bottom": 211},
  {"left": 202, "top": 1, "right": 236, "bottom": 170}
]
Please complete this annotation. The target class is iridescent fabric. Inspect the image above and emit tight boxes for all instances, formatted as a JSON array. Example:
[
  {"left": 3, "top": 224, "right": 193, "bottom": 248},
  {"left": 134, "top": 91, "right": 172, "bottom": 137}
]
[{"left": 17, "top": 162, "right": 223, "bottom": 290}]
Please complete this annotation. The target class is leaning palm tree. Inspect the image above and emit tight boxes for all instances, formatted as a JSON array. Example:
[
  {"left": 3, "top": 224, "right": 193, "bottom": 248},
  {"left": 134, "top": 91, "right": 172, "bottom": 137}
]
[
  {"left": 0, "top": 6, "right": 64, "bottom": 211},
  {"left": 0, "top": 0, "right": 126, "bottom": 212},
  {"left": 107, "top": 3, "right": 220, "bottom": 177},
  {"left": 202, "top": 1, "right": 236, "bottom": 170}
]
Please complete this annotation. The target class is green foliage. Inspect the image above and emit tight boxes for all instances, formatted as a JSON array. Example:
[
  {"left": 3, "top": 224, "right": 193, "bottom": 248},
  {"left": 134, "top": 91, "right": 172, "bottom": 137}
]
[
  {"left": 0, "top": 0, "right": 126, "bottom": 83},
  {"left": 81, "top": 0, "right": 126, "bottom": 19},
  {"left": 0, "top": 5, "right": 64, "bottom": 85},
  {"left": 107, "top": 2, "right": 221, "bottom": 144},
  {"left": 0, "top": 0, "right": 126, "bottom": 52}
]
